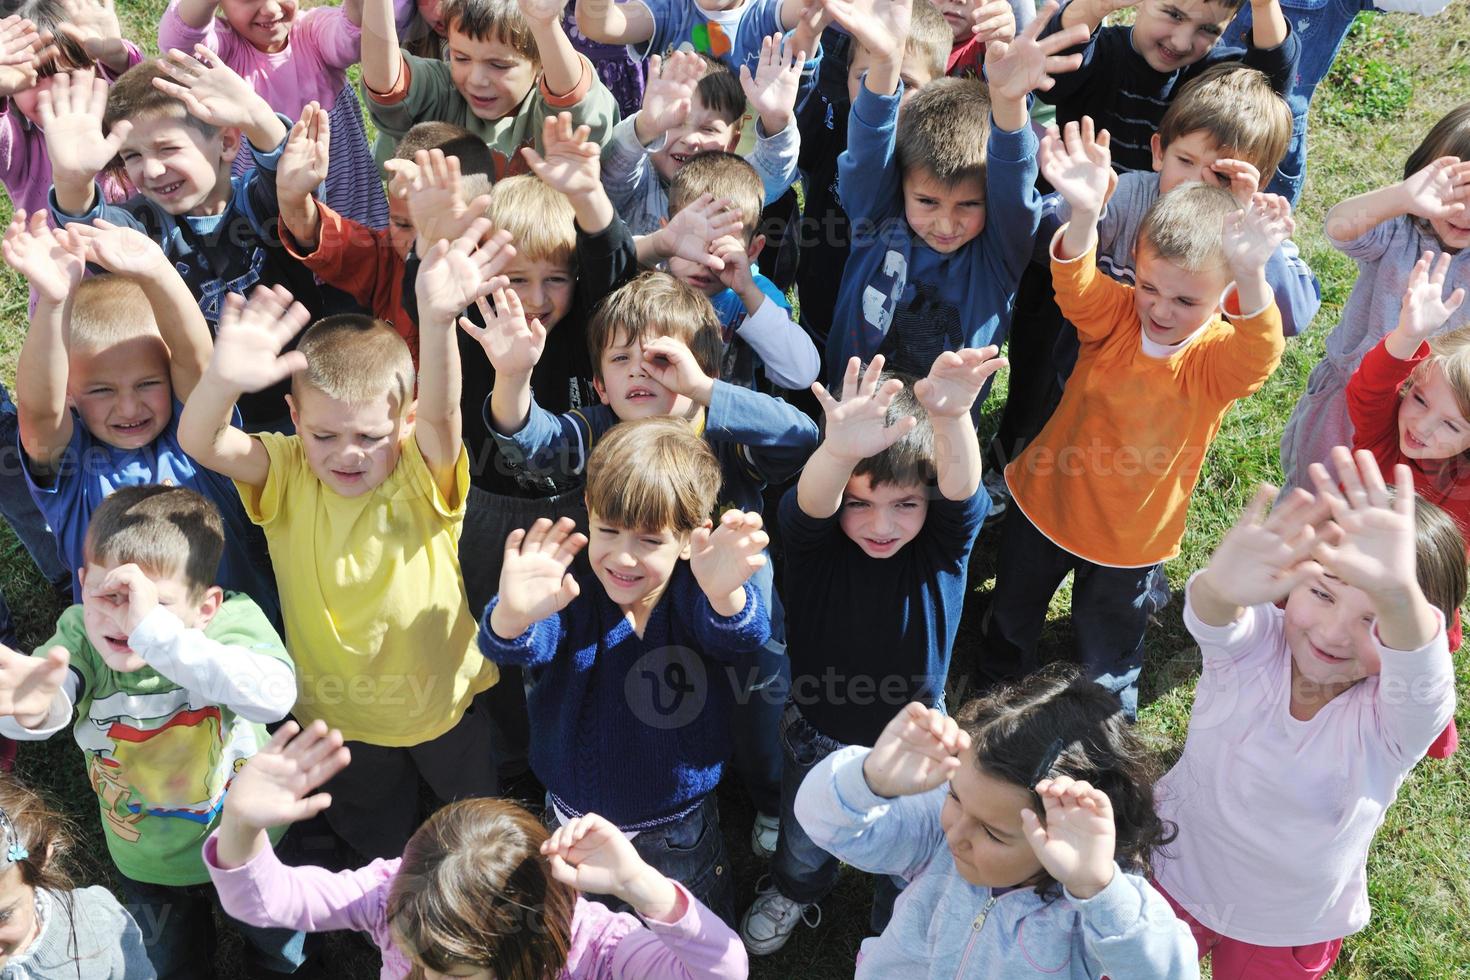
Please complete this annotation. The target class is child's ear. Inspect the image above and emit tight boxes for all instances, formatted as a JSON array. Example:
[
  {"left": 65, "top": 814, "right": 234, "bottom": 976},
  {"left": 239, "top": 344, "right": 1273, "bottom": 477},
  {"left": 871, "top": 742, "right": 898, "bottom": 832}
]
[
  {"left": 593, "top": 377, "right": 609, "bottom": 405},
  {"left": 725, "top": 125, "right": 743, "bottom": 151},
  {"left": 1149, "top": 133, "right": 1164, "bottom": 174},
  {"left": 219, "top": 127, "right": 242, "bottom": 167},
  {"left": 194, "top": 586, "right": 224, "bottom": 627},
  {"left": 401, "top": 399, "right": 418, "bottom": 436},
  {"left": 285, "top": 393, "right": 301, "bottom": 432},
  {"left": 746, "top": 233, "right": 767, "bottom": 265}
]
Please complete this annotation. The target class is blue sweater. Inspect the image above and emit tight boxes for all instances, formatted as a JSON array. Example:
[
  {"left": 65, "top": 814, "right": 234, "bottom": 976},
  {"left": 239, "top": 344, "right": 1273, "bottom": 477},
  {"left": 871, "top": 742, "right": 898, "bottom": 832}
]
[
  {"left": 828, "top": 83, "right": 1041, "bottom": 391},
  {"left": 778, "top": 483, "right": 987, "bottom": 746},
  {"left": 479, "top": 564, "right": 770, "bottom": 828}
]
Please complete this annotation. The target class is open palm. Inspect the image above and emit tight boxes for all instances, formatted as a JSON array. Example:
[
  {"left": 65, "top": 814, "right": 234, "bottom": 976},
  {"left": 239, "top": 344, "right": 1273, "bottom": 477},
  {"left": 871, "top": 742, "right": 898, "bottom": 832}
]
[
  {"left": 1039, "top": 118, "right": 1110, "bottom": 216},
  {"left": 813, "top": 355, "right": 917, "bottom": 462},
  {"left": 0, "top": 645, "right": 69, "bottom": 725},
  {"left": 224, "top": 721, "right": 351, "bottom": 832},
  {"left": 690, "top": 510, "right": 768, "bottom": 600},
  {"left": 497, "top": 518, "right": 587, "bottom": 630},
  {"left": 211, "top": 287, "right": 312, "bottom": 393}
]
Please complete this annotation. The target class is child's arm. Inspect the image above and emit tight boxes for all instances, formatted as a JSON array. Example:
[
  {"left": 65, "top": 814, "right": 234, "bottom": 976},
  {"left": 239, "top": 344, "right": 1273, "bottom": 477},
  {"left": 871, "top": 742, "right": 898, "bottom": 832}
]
[
  {"left": 67, "top": 219, "right": 215, "bottom": 402},
  {"left": 170, "top": 0, "right": 223, "bottom": 29},
  {"left": 1058, "top": 0, "right": 1133, "bottom": 34},
  {"left": 518, "top": 0, "right": 585, "bottom": 97},
  {"left": 798, "top": 355, "right": 919, "bottom": 519},
  {"left": 1040, "top": 118, "right": 1111, "bottom": 260},
  {"left": 824, "top": 0, "right": 909, "bottom": 97},
  {"left": 4, "top": 211, "right": 85, "bottom": 471},
  {"left": 634, "top": 193, "right": 741, "bottom": 268},
  {"left": 464, "top": 284, "right": 545, "bottom": 437},
  {"left": 690, "top": 509, "right": 769, "bottom": 617},
  {"left": 982, "top": 1, "right": 1088, "bottom": 134},
  {"left": 38, "top": 69, "right": 133, "bottom": 216},
  {"left": 276, "top": 104, "right": 331, "bottom": 255},
  {"left": 100, "top": 564, "right": 296, "bottom": 724},
  {"left": 629, "top": 50, "right": 703, "bottom": 148},
  {"left": 397, "top": 148, "right": 494, "bottom": 251},
  {"left": 484, "top": 517, "right": 587, "bottom": 641},
  {"left": 1325, "top": 156, "right": 1470, "bottom": 245},
  {"left": 153, "top": 45, "right": 287, "bottom": 152},
  {"left": 179, "top": 288, "right": 313, "bottom": 489},
  {"left": 361, "top": 0, "right": 405, "bottom": 96},
  {"left": 1245, "top": 0, "right": 1287, "bottom": 51},
  {"left": 0, "top": 643, "right": 73, "bottom": 735},
  {"left": 0, "top": 17, "right": 44, "bottom": 101},
  {"left": 574, "top": 0, "right": 655, "bottom": 45},
  {"left": 415, "top": 219, "right": 515, "bottom": 498},
  {"left": 914, "top": 347, "right": 1008, "bottom": 501},
  {"left": 742, "top": 35, "right": 806, "bottom": 205},
  {"left": 1263, "top": 238, "right": 1320, "bottom": 339}
]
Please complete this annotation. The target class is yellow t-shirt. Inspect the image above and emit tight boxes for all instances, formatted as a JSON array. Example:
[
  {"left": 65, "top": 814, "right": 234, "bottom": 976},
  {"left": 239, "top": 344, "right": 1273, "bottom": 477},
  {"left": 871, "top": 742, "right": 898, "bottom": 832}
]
[{"left": 237, "top": 433, "right": 497, "bottom": 746}]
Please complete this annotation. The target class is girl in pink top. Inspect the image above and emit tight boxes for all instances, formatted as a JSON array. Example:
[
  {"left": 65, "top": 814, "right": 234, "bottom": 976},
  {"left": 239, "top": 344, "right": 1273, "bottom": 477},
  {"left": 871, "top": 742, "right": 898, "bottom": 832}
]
[
  {"left": 160, "top": 0, "right": 389, "bottom": 231},
  {"left": 1153, "top": 448, "right": 1461, "bottom": 980},
  {"left": 205, "top": 721, "right": 750, "bottom": 980}
]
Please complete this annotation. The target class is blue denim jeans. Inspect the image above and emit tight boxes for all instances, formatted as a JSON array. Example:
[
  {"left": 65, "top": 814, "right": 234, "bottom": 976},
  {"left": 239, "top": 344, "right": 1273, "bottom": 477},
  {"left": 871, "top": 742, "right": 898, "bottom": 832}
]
[
  {"left": 770, "top": 703, "right": 903, "bottom": 933},
  {"left": 120, "top": 875, "right": 309, "bottom": 979},
  {"left": 0, "top": 383, "right": 66, "bottom": 585},
  {"left": 547, "top": 793, "right": 735, "bottom": 927}
]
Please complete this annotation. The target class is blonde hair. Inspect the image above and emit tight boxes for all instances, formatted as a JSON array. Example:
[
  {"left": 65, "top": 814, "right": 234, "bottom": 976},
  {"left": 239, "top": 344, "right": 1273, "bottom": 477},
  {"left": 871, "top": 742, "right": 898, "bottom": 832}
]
[
  {"left": 66, "top": 275, "right": 161, "bottom": 355},
  {"left": 293, "top": 315, "right": 415, "bottom": 410},
  {"left": 1138, "top": 182, "right": 1238, "bottom": 272},
  {"left": 907, "top": 0, "right": 951, "bottom": 82},
  {"left": 1412, "top": 495, "right": 1468, "bottom": 619},
  {"left": 487, "top": 175, "right": 576, "bottom": 270},
  {"left": 667, "top": 152, "right": 764, "bottom": 241},
  {"left": 895, "top": 77, "right": 990, "bottom": 185},
  {"left": 586, "top": 272, "right": 723, "bottom": 382},
  {"left": 1157, "top": 64, "right": 1293, "bottom": 183},
  {"left": 584, "top": 417, "right": 722, "bottom": 533}
]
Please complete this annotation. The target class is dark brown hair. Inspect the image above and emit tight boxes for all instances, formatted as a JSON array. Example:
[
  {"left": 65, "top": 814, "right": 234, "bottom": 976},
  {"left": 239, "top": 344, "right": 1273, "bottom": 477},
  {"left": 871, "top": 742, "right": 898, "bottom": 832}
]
[
  {"left": 15, "top": 0, "right": 95, "bottom": 78},
  {"left": 955, "top": 667, "right": 1175, "bottom": 898},
  {"left": 84, "top": 485, "right": 225, "bottom": 598},
  {"left": 388, "top": 799, "right": 576, "bottom": 980},
  {"left": 394, "top": 121, "right": 497, "bottom": 180},
  {"left": 104, "top": 60, "right": 220, "bottom": 139},
  {"left": 442, "top": 0, "right": 539, "bottom": 61},
  {"left": 895, "top": 76, "right": 990, "bottom": 186},
  {"left": 1403, "top": 102, "right": 1470, "bottom": 241},
  {"left": 586, "top": 272, "right": 723, "bottom": 382},
  {"left": 585, "top": 417, "right": 722, "bottom": 534},
  {"left": 845, "top": 372, "right": 936, "bottom": 490},
  {"left": 694, "top": 54, "right": 745, "bottom": 126}
]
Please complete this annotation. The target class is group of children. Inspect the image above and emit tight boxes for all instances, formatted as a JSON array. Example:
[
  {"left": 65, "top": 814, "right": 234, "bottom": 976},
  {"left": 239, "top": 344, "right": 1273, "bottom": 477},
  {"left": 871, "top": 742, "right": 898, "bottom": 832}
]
[{"left": 0, "top": 0, "right": 1460, "bottom": 976}]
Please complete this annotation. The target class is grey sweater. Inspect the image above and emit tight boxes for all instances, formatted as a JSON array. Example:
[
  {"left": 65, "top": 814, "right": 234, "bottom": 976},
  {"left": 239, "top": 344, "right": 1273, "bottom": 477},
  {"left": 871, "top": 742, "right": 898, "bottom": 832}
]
[{"left": 0, "top": 887, "right": 154, "bottom": 979}]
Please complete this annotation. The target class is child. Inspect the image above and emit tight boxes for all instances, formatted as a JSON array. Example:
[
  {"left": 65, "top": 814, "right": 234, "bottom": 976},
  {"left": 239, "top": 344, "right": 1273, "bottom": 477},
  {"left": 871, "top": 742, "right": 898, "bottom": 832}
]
[
  {"left": 791, "top": 0, "right": 949, "bottom": 347},
  {"left": 0, "top": 774, "right": 152, "bottom": 977},
  {"left": 43, "top": 56, "right": 324, "bottom": 431},
  {"left": 978, "top": 121, "right": 1290, "bottom": 717},
  {"left": 396, "top": 0, "right": 450, "bottom": 57},
  {"left": 176, "top": 226, "right": 508, "bottom": 862},
  {"left": 1153, "top": 448, "right": 1461, "bottom": 980},
  {"left": 1346, "top": 251, "right": 1468, "bottom": 758},
  {"left": 1279, "top": 103, "right": 1470, "bottom": 493},
  {"left": 739, "top": 349, "right": 1002, "bottom": 953},
  {"left": 1037, "top": 0, "right": 1298, "bottom": 175},
  {"left": 3, "top": 213, "right": 281, "bottom": 624},
  {"left": 1222, "top": 0, "right": 1454, "bottom": 203},
  {"left": 204, "top": 720, "right": 750, "bottom": 979},
  {"left": 479, "top": 419, "right": 773, "bottom": 925},
  {"left": 0, "top": 484, "right": 303, "bottom": 978},
  {"left": 937, "top": 0, "right": 1023, "bottom": 76},
  {"left": 159, "top": 0, "right": 390, "bottom": 231},
  {"left": 362, "top": 0, "right": 618, "bottom": 176},
  {"left": 822, "top": 0, "right": 1087, "bottom": 386},
  {"left": 793, "top": 682, "right": 1198, "bottom": 978},
  {"left": 665, "top": 150, "right": 820, "bottom": 391},
  {"left": 602, "top": 45, "right": 803, "bottom": 236}
]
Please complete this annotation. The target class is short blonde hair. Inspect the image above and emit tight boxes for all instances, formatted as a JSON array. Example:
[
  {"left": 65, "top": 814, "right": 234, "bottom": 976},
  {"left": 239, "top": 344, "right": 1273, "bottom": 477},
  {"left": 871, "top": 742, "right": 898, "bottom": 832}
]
[
  {"left": 293, "top": 315, "right": 415, "bottom": 410},
  {"left": 667, "top": 152, "right": 764, "bottom": 242},
  {"left": 895, "top": 77, "right": 990, "bottom": 185},
  {"left": 487, "top": 174, "right": 575, "bottom": 270},
  {"left": 584, "top": 417, "right": 722, "bottom": 534},
  {"left": 66, "top": 275, "right": 160, "bottom": 355},
  {"left": 1138, "top": 182, "right": 1238, "bottom": 272},
  {"left": 587, "top": 272, "right": 723, "bottom": 382},
  {"left": 907, "top": 0, "right": 951, "bottom": 81},
  {"left": 1158, "top": 64, "right": 1293, "bottom": 183}
]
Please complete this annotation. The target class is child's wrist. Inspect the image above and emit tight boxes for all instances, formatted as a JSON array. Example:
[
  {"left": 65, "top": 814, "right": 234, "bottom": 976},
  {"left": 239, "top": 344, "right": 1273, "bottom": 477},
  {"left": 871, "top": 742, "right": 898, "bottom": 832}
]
[
  {"left": 621, "top": 866, "right": 683, "bottom": 920},
  {"left": 1064, "top": 862, "right": 1115, "bottom": 900},
  {"left": 488, "top": 603, "right": 530, "bottom": 640}
]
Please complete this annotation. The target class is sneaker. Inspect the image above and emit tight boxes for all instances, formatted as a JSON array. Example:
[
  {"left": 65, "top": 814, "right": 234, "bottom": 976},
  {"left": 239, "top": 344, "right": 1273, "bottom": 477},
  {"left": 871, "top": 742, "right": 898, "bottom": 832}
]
[
  {"left": 983, "top": 467, "right": 1010, "bottom": 523},
  {"left": 740, "top": 875, "right": 821, "bottom": 955},
  {"left": 750, "top": 812, "right": 780, "bottom": 858}
]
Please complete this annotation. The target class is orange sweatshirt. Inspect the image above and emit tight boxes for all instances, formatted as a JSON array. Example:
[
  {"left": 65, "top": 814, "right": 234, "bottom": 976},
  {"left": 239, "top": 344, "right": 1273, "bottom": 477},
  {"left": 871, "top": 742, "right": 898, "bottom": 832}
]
[{"left": 1006, "top": 235, "right": 1284, "bottom": 567}]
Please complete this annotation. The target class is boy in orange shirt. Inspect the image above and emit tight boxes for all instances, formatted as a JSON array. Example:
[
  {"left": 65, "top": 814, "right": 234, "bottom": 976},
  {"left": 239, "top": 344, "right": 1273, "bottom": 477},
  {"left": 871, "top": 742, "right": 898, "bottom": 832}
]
[{"left": 977, "top": 118, "right": 1291, "bottom": 717}]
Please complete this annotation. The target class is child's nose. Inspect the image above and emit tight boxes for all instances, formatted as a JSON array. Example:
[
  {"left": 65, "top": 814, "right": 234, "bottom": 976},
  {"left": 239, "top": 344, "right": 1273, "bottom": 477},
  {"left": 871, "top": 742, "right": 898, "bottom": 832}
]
[{"left": 143, "top": 157, "right": 167, "bottom": 180}]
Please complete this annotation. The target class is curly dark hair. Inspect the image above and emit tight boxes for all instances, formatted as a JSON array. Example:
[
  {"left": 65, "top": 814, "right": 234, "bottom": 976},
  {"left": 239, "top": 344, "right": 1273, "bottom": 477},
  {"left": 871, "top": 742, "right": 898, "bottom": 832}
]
[{"left": 955, "top": 667, "right": 1176, "bottom": 898}]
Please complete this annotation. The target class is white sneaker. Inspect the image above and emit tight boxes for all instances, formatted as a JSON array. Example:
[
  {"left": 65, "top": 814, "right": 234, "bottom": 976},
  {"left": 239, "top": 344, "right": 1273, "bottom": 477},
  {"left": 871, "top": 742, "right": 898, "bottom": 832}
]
[
  {"left": 740, "top": 875, "right": 821, "bottom": 955},
  {"left": 750, "top": 812, "right": 780, "bottom": 858}
]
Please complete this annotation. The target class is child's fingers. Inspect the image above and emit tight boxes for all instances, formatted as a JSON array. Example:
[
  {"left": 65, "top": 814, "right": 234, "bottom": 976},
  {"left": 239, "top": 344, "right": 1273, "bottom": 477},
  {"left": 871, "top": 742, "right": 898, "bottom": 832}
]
[
  {"left": 1019, "top": 807, "right": 1049, "bottom": 852},
  {"left": 503, "top": 527, "right": 528, "bottom": 559},
  {"left": 260, "top": 720, "right": 303, "bottom": 754},
  {"left": 546, "top": 853, "right": 578, "bottom": 886}
]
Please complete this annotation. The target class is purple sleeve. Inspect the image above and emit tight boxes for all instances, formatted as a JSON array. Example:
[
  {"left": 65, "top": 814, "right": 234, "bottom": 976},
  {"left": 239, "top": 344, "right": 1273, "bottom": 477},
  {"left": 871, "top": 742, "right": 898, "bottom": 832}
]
[
  {"left": 581, "top": 886, "right": 750, "bottom": 980},
  {"left": 159, "top": 1, "right": 234, "bottom": 57},
  {"left": 295, "top": 6, "right": 364, "bottom": 72}
]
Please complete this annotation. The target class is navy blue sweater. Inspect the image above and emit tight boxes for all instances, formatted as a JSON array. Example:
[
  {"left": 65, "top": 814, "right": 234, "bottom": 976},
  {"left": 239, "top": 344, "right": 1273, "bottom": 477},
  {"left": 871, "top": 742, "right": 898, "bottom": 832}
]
[{"left": 479, "top": 564, "right": 770, "bottom": 829}]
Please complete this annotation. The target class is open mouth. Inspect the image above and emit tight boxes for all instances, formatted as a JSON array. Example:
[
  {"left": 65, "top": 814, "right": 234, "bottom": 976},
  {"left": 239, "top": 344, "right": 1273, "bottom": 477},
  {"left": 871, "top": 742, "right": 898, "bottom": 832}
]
[
  {"left": 151, "top": 180, "right": 185, "bottom": 199},
  {"left": 104, "top": 633, "right": 131, "bottom": 654},
  {"left": 864, "top": 537, "right": 900, "bottom": 552},
  {"left": 1155, "top": 43, "right": 1185, "bottom": 64},
  {"left": 467, "top": 93, "right": 499, "bottom": 111},
  {"left": 331, "top": 469, "right": 365, "bottom": 483},
  {"left": 604, "top": 568, "right": 643, "bottom": 587},
  {"left": 670, "top": 151, "right": 695, "bottom": 166},
  {"left": 1404, "top": 429, "right": 1429, "bottom": 450},
  {"left": 112, "top": 419, "right": 152, "bottom": 435},
  {"left": 624, "top": 386, "right": 658, "bottom": 401},
  {"left": 1311, "top": 643, "right": 1348, "bottom": 665}
]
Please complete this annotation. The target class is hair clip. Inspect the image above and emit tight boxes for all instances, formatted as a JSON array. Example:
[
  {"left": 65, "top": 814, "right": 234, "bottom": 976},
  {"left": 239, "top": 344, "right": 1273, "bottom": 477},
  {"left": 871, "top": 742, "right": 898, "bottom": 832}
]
[
  {"left": 5, "top": 843, "right": 26, "bottom": 864},
  {"left": 0, "top": 806, "right": 25, "bottom": 867},
  {"left": 1030, "top": 737, "right": 1066, "bottom": 787}
]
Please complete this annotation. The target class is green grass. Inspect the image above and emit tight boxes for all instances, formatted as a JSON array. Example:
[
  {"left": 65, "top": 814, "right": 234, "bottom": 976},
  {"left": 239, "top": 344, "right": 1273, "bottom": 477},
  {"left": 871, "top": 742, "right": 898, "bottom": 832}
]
[{"left": 1, "top": 2, "right": 1469, "bottom": 977}]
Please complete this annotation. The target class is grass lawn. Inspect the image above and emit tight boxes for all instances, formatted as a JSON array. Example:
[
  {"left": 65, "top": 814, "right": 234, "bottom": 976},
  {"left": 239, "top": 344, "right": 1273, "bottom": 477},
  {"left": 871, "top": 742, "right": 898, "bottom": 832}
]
[{"left": 0, "top": 1, "right": 1467, "bottom": 977}]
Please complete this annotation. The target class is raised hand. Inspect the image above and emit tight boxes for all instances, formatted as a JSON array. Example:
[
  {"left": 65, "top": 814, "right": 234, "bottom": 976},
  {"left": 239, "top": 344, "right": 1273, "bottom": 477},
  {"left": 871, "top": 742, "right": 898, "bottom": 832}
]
[
  {"left": 652, "top": 193, "right": 741, "bottom": 269},
  {"left": 712, "top": 234, "right": 755, "bottom": 293},
  {"left": 67, "top": 218, "right": 169, "bottom": 277},
  {"left": 1391, "top": 251, "right": 1466, "bottom": 352},
  {"left": 914, "top": 346, "right": 1007, "bottom": 418},
  {"left": 1, "top": 210, "right": 85, "bottom": 305},
  {"left": 1400, "top": 155, "right": 1470, "bottom": 223},
  {"left": 277, "top": 103, "right": 332, "bottom": 201},
  {"left": 521, "top": 112, "right": 602, "bottom": 201},
  {"left": 98, "top": 563, "right": 160, "bottom": 636},
  {"left": 0, "top": 16, "right": 46, "bottom": 98},
  {"left": 983, "top": 1, "right": 1089, "bottom": 103},
  {"left": 862, "top": 702, "right": 971, "bottom": 798},
  {"left": 639, "top": 335, "right": 716, "bottom": 405},
  {"left": 1307, "top": 447, "right": 1419, "bottom": 608},
  {"left": 37, "top": 68, "right": 132, "bottom": 185},
  {"left": 821, "top": 0, "right": 912, "bottom": 64},
  {"left": 55, "top": 0, "right": 128, "bottom": 73},
  {"left": 1019, "top": 777, "right": 1117, "bottom": 899},
  {"left": 1208, "top": 158, "right": 1261, "bottom": 209},
  {"left": 637, "top": 50, "right": 703, "bottom": 142},
  {"left": 1193, "top": 483, "right": 1327, "bottom": 612},
  {"left": 811, "top": 355, "right": 919, "bottom": 463},
  {"left": 153, "top": 45, "right": 263, "bottom": 131},
  {"left": 459, "top": 284, "right": 547, "bottom": 376},
  {"left": 740, "top": 33, "right": 804, "bottom": 134},
  {"left": 1222, "top": 192, "right": 1294, "bottom": 280},
  {"left": 968, "top": 0, "right": 1016, "bottom": 45},
  {"left": 689, "top": 509, "right": 769, "bottom": 603},
  {"left": 0, "top": 645, "right": 70, "bottom": 729},
  {"left": 208, "top": 286, "right": 312, "bottom": 394},
  {"left": 403, "top": 148, "right": 493, "bottom": 249},
  {"left": 516, "top": 0, "right": 566, "bottom": 24},
  {"left": 491, "top": 517, "right": 588, "bottom": 639},
  {"left": 415, "top": 217, "right": 516, "bottom": 325},
  {"left": 1039, "top": 118, "right": 1111, "bottom": 217}
]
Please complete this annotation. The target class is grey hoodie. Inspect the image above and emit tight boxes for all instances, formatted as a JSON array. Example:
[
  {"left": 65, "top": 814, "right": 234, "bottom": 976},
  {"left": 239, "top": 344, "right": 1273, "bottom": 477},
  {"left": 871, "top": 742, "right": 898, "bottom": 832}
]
[
  {"left": 795, "top": 746, "right": 1198, "bottom": 980},
  {"left": 0, "top": 886, "right": 154, "bottom": 979}
]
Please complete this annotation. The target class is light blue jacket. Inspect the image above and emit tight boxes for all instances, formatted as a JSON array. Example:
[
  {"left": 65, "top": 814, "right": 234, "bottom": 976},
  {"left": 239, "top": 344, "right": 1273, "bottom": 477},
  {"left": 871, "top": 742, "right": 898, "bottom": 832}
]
[{"left": 795, "top": 746, "right": 1200, "bottom": 980}]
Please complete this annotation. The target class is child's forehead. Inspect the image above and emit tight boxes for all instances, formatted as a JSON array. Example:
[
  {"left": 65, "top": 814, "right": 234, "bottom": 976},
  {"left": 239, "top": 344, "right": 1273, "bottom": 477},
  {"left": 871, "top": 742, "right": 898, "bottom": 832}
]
[
  {"left": 843, "top": 473, "right": 927, "bottom": 501},
  {"left": 1143, "top": 0, "right": 1238, "bottom": 28},
  {"left": 120, "top": 113, "right": 210, "bottom": 149},
  {"left": 69, "top": 334, "right": 169, "bottom": 379},
  {"left": 446, "top": 24, "right": 532, "bottom": 62}
]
